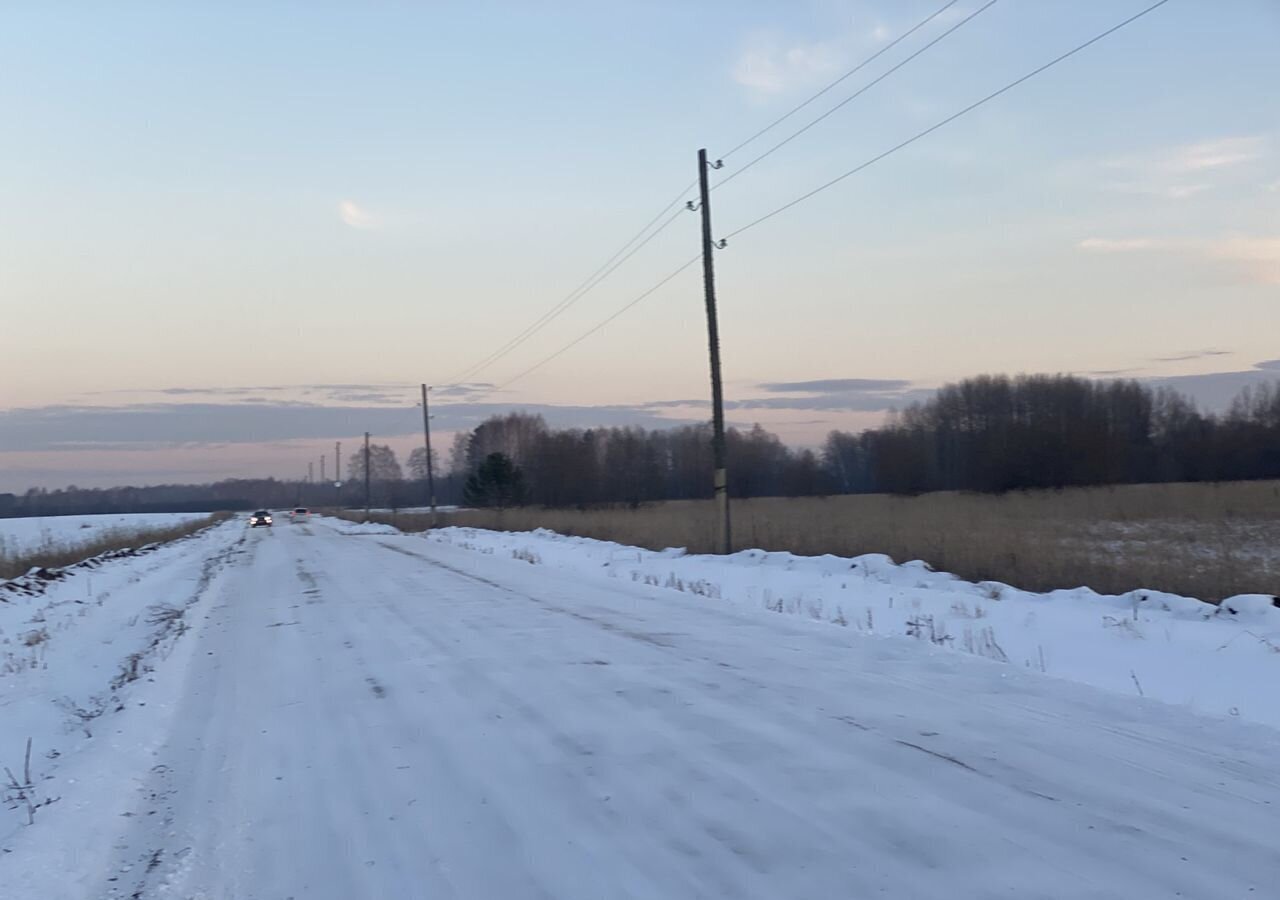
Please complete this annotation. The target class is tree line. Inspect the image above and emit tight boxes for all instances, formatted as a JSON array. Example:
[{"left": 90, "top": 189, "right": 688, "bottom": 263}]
[
  {"left": 447, "top": 413, "right": 827, "bottom": 507},
  {"left": 447, "top": 374, "right": 1280, "bottom": 504},
  {"left": 828, "top": 375, "right": 1280, "bottom": 494},
  {"left": 4, "top": 374, "right": 1277, "bottom": 517}
]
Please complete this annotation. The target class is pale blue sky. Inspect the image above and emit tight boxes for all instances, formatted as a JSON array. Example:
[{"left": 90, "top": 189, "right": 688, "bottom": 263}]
[{"left": 2, "top": 1, "right": 1277, "bottom": 488}]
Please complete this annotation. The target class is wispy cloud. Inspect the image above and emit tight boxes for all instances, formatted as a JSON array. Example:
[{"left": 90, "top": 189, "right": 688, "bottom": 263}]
[
  {"left": 1103, "top": 182, "right": 1213, "bottom": 200},
  {"left": 325, "top": 391, "right": 406, "bottom": 404},
  {"left": 1106, "top": 136, "right": 1267, "bottom": 175},
  {"left": 1077, "top": 238, "right": 1161, "bottom": 253},
  {"left": 1150, "top": 349, "right": 1231, "bottom": 363},
  {"left": 1157, "top": 183, "right": 1212, "bottom": 200},
  {"left": 1202, "top": 237, "right": 1280, "bottom": 285},
  {"left": 729, "top": 4, "right": 986, "bottom": 98},
  {"left": 1100, "top": 136, "right": 1267, "bottom": 199},
  {"left": 688, "top": 377, "right": 932, "bottom": 412},
  {"left": 0, "top": 400, "right": 703, "bottom": 453},
  {"left": 338, "top": 200, "right": 378, "bottom": 229},
  {"left": 433, "top": 382, "right": 496, "bottom": 399},
  {"left": 1078, "top": 234, "right": 1280, "bottom": 285},
  {"left": 731, "top": 32, "right": 843, "bottom": 96},
  {"left": 1161, "top": 137, "right": 1267, "bottom": 173},
  {"left": 87, "top": 382, "right": 418, "bottom": 406},
  {"left": 759, "top": 378, "right": 911, "bottom": 393}
]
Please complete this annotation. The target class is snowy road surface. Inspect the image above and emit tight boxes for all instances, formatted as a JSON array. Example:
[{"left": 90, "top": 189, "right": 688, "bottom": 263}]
[{"left": 4, "top": 519, "right": 1279, "bottom": 899}]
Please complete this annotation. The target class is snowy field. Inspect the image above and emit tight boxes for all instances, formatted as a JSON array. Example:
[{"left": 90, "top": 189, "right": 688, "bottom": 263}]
[
  {"left": 1, "top": 516, "right": 1277, "bottom": 898},
  {"left": 0, "top": 513, "right": 211, "bottom": 556},
  {"left": 429, "top": 526, "right": 1280, "bottom": 730}
]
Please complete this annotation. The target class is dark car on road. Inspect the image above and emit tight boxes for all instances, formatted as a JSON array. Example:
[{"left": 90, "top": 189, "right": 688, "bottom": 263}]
[{"left": 249, "top": 509, "right": 273, "bottom": 527}]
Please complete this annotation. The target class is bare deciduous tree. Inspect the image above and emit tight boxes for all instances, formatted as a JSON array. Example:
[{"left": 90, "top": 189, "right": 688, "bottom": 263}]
[{"left": 347, "top": 445, "right": 403, "bottom": 483}]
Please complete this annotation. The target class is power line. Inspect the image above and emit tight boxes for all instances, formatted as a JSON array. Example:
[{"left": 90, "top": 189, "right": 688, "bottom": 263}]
[
  {"left": 719, "top": 0, "right": 963, "bottom": 160},
  {"left": 447, "top": 0, "right": 969, "bottom": 386},
  {"left": 493, "top": 0, "right": 1170, "bottom": 392},
  {"left": 714, "top": 0, "right": 999, "bottom": 190},
  {"left": 455, "top": 0, "right": 1169, "bottom": 396},
  {"left": 723, "top": 0, "right": 1172, "bottom": 243},
  {"left": 495, "top": 255, "right": 701, "bottom": 390},
  {"left": 447, "top": 181, "right": 695, "bottom": 385}
]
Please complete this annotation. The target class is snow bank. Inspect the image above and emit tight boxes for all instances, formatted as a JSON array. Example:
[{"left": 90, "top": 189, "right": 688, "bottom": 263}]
[
  {"left": 428, "top": 526, "right": 1280, "bottom": 729},
  {"left": 1, "top": 544, "right": 165, "bottom": 600},
  {"left": 318, "top": 519, "right": 402, "bottom": 535},
  {"left": 0, "top": 522, "right": 242, "bottom": 859}
]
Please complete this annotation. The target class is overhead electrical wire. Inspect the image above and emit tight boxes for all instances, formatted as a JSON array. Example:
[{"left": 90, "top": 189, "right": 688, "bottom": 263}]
[
  {"left": 494, "top": 255, "right": 702, "bottom": 390},
  {"left": 718, "top": 0, "right": 963, "bottom": 160},
  {"left": 713, "top": 0, "right": 999, "bottom": 190},
  {"left": 446, "top": 0, "right": 970, "bottom": 386},
  {"left": 720, "top": 0, "right": 1172, "bottom": 243},
  {"left": 448, "top": 196, "right": 691, "bottom": 385},
  {"left": 446, "top": 181, "right": 694, "bottom": 385},
  {"left": 495, "top": 0, "right": 1173, "bottom": 392}
]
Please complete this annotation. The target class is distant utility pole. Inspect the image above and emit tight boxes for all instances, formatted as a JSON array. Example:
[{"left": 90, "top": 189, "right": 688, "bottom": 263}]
[
  {"left": 363, "top": 432, "right": 371, "bottom": 520},
  {"left": 421, "top": 384, "right": 438, "bottom": 527},
  {"left": 696, "top": 147, "right": 731, "bottom": 554}
]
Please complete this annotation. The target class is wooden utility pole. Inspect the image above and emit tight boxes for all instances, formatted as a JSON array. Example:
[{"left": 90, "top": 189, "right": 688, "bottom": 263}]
[
  {"left": 696, "top": 147, "right": 731, "bottom": 554},
  {"left": 363, "top": 432, "right": 371, "bottom": 520},
  {"left": 421, "top": 384, "right": 437, "bottom": 527}
]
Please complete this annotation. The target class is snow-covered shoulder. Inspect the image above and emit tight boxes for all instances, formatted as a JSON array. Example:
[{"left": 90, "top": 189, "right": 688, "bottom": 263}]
[
  {"left": 427, "top": 526, "right": 1280, "bottom": 730},
  {"left": 0, "top": 521, "right": 242, "bottom": 888},
  {"left": 312, "top": 518, "right": 402, "bottom": 536}
]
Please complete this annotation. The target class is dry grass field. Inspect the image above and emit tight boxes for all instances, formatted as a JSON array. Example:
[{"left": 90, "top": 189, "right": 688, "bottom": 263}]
[
  {"left": 359, "top": 481, "right": 1280, "bottom": 601},
  {"left": 0, "top": 513, "right": 228, "bottom": 581}
]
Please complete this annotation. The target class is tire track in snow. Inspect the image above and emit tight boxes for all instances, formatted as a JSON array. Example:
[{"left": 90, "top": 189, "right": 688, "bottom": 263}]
[
  {"left": 97, "top": 527, "right": 253, "bottom": 900},
  {"left": 366, "top": 531, "right": 1280, "bottom": 897},
  {"left": 362, "top": 537, "right": 1085, "bottom": 882}
]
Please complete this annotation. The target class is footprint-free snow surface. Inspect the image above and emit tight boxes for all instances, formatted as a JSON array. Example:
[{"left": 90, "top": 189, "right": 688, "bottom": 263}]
[
  {"left": 0, "top": 512, "right": 211, "bottom": 555},
  {"left": 2, "top": 518, "right": 1277, "bottom": 898}
]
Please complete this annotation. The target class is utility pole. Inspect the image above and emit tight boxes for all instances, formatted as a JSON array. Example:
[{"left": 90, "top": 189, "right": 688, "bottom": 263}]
[
  {"left": 696, "top": 147, "right": 731, "bottom": 554},
  {"left": 421, "top": 384, "right": 437, "bottom": 527},
  {"left": 363, "top": 432, "right": 371, "bottom": 521}
]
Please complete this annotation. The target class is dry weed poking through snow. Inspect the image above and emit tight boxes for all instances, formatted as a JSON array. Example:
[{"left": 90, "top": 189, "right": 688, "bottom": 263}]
[{"left": 365, "top": 481, "right": 1280, "bottom": 600}]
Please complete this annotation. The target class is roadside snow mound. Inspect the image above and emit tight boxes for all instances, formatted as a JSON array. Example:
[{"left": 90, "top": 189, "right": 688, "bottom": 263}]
[
  {"left": 429, "top": 526, "right": 1280, "bottom": 729},
  {"left": 1218, "top": 594, "right": 1280, "bottom": 618},
  {"left": 2, "top": 544, "right": 166, "bottom": 600},
  {"left": 0, "top": 522, "right": 241, "bottom": 856},
  {"left": 320, "top": 520, "right": 402, "bottom": 536}
]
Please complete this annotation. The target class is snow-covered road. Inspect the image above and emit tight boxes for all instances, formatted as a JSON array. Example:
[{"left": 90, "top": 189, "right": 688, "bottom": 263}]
[{"left": 5, "top": 519, "right": 1279, "bottom": 898}]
